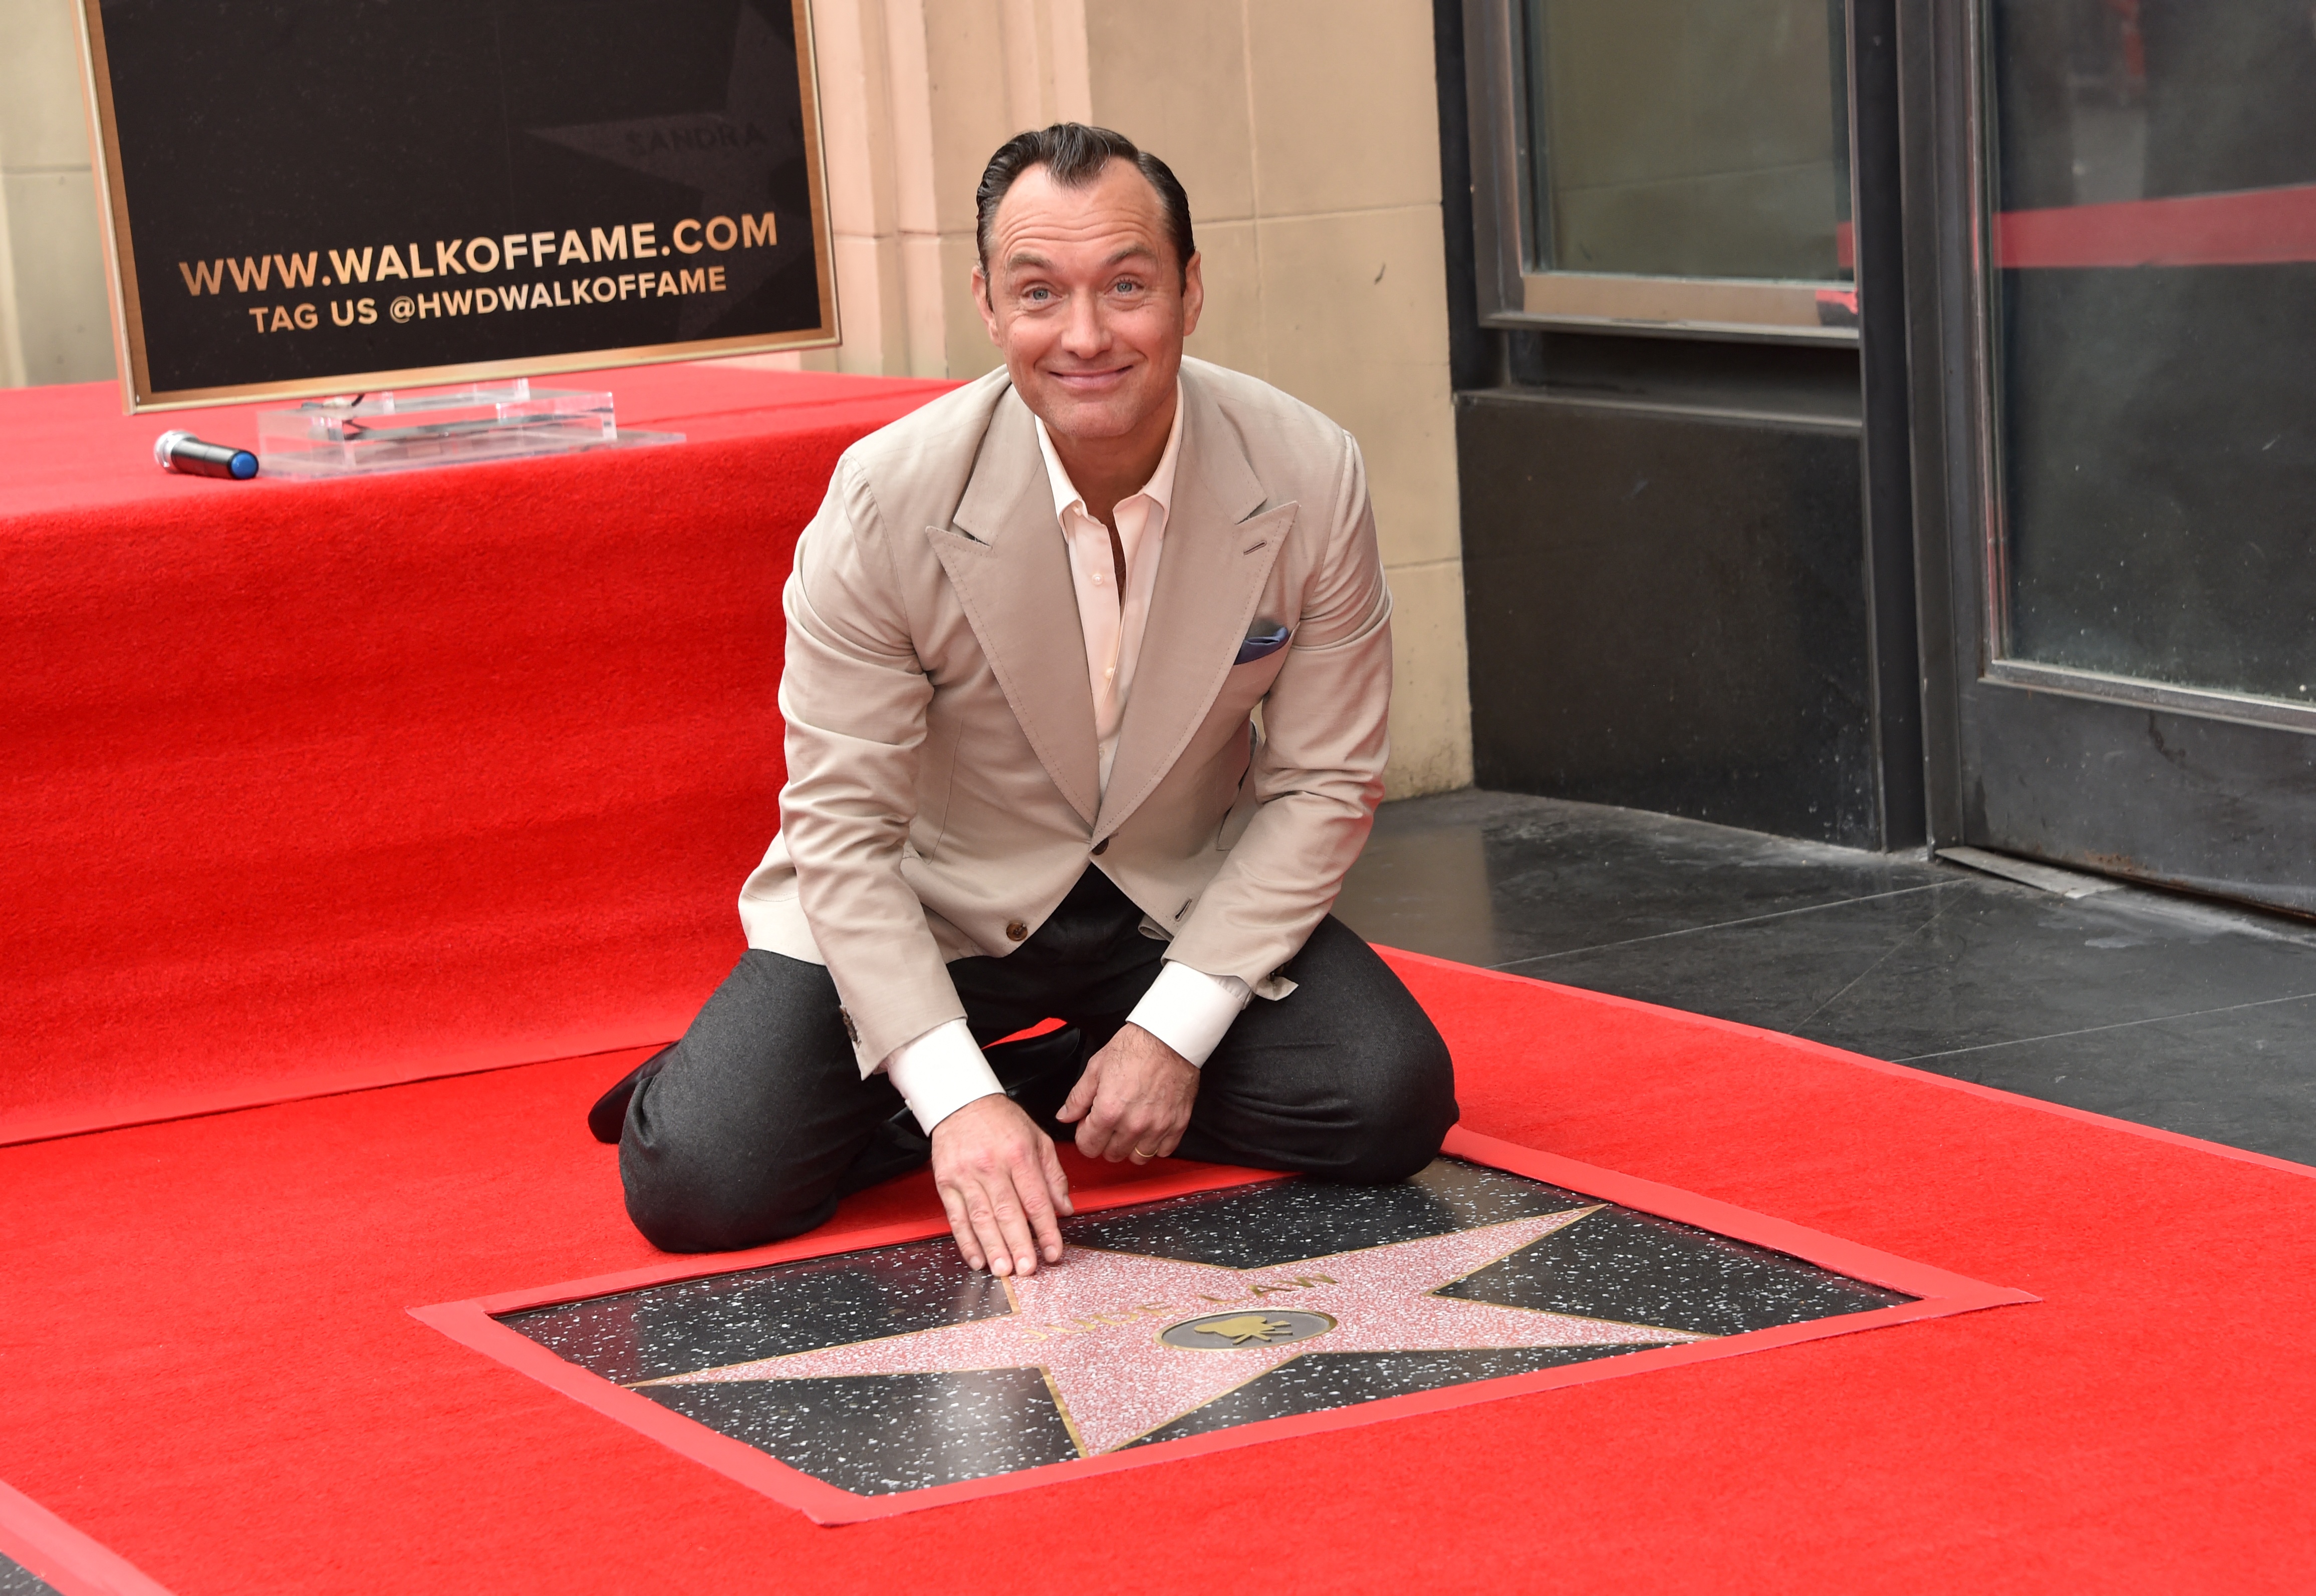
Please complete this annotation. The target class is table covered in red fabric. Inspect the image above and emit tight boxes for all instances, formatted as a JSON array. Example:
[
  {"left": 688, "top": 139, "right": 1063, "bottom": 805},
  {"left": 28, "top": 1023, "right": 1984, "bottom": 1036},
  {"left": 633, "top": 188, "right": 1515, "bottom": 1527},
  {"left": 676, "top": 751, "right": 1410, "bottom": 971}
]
[{"left": 3, "top": 363, "right": 952, "bottom": 1145}]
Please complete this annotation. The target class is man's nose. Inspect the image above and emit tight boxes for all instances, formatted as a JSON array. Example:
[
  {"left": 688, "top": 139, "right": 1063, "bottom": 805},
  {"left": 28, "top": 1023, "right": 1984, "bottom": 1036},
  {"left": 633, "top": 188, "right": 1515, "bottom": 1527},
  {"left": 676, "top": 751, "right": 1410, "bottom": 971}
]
[{"left": 1060, "top": 289, "right": 1107, "bottom": 356}]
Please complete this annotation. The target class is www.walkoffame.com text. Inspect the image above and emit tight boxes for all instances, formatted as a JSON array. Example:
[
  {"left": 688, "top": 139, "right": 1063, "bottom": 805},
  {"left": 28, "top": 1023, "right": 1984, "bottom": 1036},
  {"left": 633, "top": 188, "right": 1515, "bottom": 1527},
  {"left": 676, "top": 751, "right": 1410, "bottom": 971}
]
[{"left": 175, "top": 215, "right": 776, "bottom": 333}]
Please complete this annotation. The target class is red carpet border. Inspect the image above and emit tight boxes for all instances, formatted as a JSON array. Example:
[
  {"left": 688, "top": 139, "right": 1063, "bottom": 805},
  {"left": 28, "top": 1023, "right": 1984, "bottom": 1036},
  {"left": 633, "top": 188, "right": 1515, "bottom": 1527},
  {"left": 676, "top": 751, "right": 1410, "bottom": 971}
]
[{"left": 0, "top": 1476, "right": 175, "bottom": 1596}]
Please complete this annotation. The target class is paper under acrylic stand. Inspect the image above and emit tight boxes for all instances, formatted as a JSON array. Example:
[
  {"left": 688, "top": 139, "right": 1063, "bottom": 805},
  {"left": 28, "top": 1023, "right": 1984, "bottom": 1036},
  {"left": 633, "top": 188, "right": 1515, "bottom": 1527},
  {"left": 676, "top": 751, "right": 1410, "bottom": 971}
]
[{"left": 255, "top": 380, "right": 683, "bottom": 478}]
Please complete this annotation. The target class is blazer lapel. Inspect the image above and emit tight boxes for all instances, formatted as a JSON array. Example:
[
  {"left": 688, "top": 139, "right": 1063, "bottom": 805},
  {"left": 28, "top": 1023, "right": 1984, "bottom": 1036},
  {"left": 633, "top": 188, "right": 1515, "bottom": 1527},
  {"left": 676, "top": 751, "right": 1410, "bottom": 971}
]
[
  {"left": 1097, "top": 371, "right": 1294, "bottom": 837},
  {"left": 933, "top": 387, "right": 1103, "bottom": 827}
]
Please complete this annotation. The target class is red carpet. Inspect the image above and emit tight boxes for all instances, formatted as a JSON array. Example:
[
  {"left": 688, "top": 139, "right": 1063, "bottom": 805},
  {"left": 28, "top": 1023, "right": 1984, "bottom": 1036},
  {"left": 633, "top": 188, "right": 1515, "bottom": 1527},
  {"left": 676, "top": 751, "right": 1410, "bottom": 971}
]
[
  {"left": 0, "top": 365, "right": 950, "bottom": 1144},
  {"left": 3, "top": 953, "right": 2312, "bottom": 1593}
]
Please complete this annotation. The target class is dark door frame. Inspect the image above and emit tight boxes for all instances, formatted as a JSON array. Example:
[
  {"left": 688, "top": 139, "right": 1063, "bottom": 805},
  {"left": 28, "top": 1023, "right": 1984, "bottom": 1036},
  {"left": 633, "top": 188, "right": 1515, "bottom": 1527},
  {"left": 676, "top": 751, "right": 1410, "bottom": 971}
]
[{"left": 1848, "top": 0, "right": 1926, "bottom": 851}]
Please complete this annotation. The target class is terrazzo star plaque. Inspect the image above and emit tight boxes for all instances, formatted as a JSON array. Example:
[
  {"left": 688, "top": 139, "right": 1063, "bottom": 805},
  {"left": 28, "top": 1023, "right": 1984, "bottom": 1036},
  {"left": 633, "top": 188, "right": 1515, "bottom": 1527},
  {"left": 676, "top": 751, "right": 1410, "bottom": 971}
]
[
  {"left": 418, "top": 1130, "right": 2033, "bottom": 1521},
  {"left": 636, "top": 1209, "right": 1705, "bottom": 1458}
]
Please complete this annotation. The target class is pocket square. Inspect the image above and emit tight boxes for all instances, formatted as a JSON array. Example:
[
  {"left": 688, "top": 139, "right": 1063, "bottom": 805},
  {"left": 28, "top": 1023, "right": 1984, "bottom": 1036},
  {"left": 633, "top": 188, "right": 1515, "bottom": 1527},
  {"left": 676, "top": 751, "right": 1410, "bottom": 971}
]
[{"left": 1234, "top": 623, "right": 1291, "bottom": 665}]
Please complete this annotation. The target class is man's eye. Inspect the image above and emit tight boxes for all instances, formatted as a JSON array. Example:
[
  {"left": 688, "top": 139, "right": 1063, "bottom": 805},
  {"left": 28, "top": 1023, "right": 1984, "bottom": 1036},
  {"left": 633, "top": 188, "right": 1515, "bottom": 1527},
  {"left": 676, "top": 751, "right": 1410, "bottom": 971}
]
[
  {"left": 1111, "top": 278, "right": 1144, "bottom": 295},
  {"left": 1023, "top": 287, "right": 1053, "bottom": 303}
]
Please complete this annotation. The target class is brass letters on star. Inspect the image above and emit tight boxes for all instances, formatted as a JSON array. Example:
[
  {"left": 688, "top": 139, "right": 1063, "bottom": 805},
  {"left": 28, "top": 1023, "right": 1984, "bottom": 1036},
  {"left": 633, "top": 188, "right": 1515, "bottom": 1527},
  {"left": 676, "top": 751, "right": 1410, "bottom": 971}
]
[
  {"left": 1014, "top": 1273, "right": 1338, "bottom": 1342},
  {"left": 1017, "top": 1301, "right": 1172, "bottom": 1341}
]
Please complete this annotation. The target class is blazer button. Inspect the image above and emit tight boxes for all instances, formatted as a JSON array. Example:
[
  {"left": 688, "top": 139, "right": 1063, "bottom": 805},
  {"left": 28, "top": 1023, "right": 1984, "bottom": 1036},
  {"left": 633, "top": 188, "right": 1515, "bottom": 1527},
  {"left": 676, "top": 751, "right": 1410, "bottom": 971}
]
[
  {"left": 1005, "top": 919, "right": 1029, "bottom": 941},
  {"left": 1091, "top": 838, "right": 1109, "bottom": 856}
]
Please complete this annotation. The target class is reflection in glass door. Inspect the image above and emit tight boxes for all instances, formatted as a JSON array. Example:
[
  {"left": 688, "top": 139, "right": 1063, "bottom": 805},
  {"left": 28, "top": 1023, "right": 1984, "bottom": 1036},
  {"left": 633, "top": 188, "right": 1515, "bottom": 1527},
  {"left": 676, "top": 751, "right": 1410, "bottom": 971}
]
[
  {"left": 1988, "top": 0, "right": 2316, "bottom": 711},
  {"left": 1467, "top": 0, "right": 1860, "bottom": 335},
  {"left": 1914, "top": 0, "right": 2316, "bottom": 913},
  {"left": 1520, "top": 0, "right": 1853, "bottom": 282}
]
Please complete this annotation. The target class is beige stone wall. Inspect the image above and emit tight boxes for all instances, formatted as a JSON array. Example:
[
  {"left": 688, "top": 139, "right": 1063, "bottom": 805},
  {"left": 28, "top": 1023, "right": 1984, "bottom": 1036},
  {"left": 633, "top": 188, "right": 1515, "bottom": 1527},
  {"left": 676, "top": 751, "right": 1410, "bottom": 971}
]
[
  {"left": 0, "top": 0, "right": 116, "bottom": 387},
  {"left": 773, "top": 0, "right": 1094, "bottom": 381},
  {"left": 1083, "top": 0, "right": 1472, "bottom": 797}
]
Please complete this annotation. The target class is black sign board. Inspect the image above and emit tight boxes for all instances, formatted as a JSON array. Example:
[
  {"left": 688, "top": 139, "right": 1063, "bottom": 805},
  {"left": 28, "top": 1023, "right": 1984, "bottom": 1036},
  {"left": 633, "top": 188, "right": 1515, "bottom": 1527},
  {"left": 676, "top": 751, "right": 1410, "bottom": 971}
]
[{"left": 78, "top": 0, "right": 836, "bottom": 411}]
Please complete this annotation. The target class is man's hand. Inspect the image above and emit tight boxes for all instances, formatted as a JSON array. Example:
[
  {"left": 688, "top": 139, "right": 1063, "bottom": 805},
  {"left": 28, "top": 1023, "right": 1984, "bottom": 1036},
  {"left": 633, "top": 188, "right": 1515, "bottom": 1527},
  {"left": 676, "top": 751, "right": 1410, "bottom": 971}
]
[
  {"left": 1058, "top": 1023, "right": 1199, "bottom": 1165},
  {"left": 930, "top": 1094, "right": 1073, "bottom": 1276}
]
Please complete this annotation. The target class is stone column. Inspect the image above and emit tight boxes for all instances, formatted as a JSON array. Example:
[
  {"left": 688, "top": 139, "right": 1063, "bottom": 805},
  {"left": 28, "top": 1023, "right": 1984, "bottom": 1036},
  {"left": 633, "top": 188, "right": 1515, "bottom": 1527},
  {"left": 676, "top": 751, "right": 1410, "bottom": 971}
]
[{"left": 0, "top": 0, "right": 115, "bottom": 387}]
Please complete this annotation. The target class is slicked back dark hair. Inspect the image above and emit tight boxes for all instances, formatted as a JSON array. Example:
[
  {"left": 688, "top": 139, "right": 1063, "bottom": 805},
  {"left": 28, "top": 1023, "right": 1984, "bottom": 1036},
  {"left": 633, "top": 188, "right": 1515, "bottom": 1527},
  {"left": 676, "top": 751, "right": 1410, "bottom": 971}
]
[{"left": 974, "top": 124, "right": 1195, "bottom": 286}]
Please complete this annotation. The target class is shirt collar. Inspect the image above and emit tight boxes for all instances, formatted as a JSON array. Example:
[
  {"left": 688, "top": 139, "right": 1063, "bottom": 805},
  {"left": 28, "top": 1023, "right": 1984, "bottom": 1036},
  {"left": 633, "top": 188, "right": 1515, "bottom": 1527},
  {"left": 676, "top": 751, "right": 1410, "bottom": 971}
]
[{"left": 1033, "top": 384, "right": 1184, "bottom": 524}]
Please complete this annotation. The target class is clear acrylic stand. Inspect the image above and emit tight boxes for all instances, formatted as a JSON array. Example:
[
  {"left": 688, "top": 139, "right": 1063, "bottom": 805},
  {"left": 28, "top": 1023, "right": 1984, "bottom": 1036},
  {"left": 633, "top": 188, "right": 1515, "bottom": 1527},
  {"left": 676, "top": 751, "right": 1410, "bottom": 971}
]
[{"left": 255, "top": 380, "right": 683, "bottom": 479}]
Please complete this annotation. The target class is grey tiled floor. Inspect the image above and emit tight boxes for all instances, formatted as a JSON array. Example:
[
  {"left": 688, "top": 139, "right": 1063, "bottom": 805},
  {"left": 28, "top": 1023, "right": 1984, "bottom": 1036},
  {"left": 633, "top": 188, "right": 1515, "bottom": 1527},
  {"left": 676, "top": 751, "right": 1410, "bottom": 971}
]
[{"left": 1335, "top": 789, "right": 2316, "bottom": 1167}]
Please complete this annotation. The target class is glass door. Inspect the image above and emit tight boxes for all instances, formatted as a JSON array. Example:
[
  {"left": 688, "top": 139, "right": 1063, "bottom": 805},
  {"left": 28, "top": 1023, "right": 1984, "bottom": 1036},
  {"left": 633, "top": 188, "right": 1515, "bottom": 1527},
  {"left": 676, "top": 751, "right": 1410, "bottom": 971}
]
[{"left": 1911, "top": 0, "right": 2316, "bottom": 914}]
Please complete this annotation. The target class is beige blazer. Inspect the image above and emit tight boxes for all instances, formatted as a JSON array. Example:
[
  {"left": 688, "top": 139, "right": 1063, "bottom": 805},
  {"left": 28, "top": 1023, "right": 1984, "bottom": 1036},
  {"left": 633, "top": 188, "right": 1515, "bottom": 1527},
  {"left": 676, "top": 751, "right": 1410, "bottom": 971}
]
[{"left": 739, "top": 357, "right": 1393, "bottom": 1071}]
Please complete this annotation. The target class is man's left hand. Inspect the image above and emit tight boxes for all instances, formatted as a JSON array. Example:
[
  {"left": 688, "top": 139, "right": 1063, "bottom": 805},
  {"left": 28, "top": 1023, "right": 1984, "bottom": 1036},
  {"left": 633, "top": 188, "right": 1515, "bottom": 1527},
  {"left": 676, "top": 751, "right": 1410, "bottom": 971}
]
[{"left": 1057, "top": 1023, "right": 1198, "bottom": 1164}]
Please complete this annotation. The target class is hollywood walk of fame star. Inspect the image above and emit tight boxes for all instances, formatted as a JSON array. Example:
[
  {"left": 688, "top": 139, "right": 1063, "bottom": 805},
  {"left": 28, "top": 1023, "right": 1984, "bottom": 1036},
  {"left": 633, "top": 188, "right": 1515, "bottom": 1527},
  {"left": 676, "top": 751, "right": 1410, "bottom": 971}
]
[
  {"left": 639, "top": 1210, "right": 1705, "bottom": 1457},
  {"left": 530, "top": 1, "right": 803, "bottom": 336}
]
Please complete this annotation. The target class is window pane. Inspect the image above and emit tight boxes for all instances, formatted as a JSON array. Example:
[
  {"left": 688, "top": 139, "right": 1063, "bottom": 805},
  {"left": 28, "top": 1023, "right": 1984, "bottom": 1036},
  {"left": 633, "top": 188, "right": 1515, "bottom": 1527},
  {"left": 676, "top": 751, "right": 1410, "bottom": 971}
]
[
  {"left": 1521, "top": 0, "right": 1853, "bottom": 282},
  {"left": 1990, "top": 0, "right": 2316, "bottom": 704}
]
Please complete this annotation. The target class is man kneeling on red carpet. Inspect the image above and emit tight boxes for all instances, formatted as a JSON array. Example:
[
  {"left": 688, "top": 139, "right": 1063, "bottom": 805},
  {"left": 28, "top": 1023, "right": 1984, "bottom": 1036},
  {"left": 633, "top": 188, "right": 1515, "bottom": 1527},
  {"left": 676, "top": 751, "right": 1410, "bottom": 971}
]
[{"left": 590, "top": 124, "right": 1458, "bottom": 1274}]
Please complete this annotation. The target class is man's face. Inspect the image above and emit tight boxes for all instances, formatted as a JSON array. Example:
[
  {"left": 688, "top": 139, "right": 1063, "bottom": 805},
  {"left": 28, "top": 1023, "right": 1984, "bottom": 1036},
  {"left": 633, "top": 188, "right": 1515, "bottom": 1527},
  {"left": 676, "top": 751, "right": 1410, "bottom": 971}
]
[{"left": 973, "top": 159, "right": 1203, "bottom": 445}]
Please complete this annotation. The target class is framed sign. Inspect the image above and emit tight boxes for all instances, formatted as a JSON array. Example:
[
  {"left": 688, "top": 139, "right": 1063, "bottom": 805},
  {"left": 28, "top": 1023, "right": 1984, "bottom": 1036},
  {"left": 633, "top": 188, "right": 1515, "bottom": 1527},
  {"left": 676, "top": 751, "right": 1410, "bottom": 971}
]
[{"left": 76, "top": 0, "right": 837, "bottom": 412}]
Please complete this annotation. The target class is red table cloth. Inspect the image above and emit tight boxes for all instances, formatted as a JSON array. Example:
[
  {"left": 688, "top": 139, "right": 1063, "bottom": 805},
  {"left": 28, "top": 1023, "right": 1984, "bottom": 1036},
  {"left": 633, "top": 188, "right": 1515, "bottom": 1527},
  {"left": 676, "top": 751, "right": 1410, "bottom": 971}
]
[{"left": 3, "top": 363, "right": 951, "bottom": 1144}]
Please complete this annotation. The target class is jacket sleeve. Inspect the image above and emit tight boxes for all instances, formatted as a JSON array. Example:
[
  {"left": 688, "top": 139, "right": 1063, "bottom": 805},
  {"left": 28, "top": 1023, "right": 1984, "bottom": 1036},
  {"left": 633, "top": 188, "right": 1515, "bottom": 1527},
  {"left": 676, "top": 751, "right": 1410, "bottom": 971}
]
[
  {"left": 778, "top": 457, "right": 968, "bottom": 1070},
  {"left": 1163, "top": 429, "right": 1392, "bottom": 992}
]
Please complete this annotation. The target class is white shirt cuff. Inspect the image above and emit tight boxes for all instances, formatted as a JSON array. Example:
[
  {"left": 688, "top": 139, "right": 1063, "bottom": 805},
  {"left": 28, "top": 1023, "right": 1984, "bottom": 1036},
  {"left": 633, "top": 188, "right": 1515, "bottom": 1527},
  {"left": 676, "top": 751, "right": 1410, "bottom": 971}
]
[
  {"left": 880, "top": 1018, "right": 1002, "bottom": 1135},
  {"left": 1127, "top": 960, "right": 1253, "bottom": 1067}
]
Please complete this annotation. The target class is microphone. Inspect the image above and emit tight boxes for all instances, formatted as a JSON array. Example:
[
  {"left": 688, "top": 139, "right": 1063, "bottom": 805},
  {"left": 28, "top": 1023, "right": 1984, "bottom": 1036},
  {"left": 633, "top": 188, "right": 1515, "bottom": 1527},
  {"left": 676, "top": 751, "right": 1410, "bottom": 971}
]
[{"left": 154, "top": 430, "right": 258, "bottom": 480}]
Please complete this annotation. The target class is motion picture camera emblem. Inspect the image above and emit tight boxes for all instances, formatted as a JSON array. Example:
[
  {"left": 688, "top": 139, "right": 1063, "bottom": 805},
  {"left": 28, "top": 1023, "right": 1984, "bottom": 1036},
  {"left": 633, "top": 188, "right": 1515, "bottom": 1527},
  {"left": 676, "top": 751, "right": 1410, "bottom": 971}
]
[{"left": 1159, "top": 1309, "right": 1338, "bottom": 1351}]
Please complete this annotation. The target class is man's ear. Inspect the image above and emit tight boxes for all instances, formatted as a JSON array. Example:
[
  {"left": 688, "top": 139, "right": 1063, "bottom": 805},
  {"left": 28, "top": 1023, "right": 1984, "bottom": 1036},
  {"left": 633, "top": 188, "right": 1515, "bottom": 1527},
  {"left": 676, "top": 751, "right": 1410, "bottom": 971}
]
[
  {"left": 1179, "top": 251, "right": 1205, "bottom": 340},
  {"left": 970, "top": 264, "right": 1003, "bottom": 345}
]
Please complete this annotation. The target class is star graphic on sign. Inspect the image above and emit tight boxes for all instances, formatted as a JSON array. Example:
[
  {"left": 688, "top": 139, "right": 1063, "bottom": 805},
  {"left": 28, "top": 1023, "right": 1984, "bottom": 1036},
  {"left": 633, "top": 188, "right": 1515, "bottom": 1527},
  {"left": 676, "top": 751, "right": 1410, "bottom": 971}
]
[
  {"left": 529, "top": 1, "right": 802, "bottom": 336},
  {"left": 639, "top": 1211, "right": 1704, "bottom": 1457}
]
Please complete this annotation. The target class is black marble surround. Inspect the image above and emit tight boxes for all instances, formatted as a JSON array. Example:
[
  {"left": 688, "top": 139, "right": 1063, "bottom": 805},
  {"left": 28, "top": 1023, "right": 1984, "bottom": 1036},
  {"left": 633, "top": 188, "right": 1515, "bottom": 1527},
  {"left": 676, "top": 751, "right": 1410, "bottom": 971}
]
[
  {"left": 506, "top": 1159, "right": 1905, "bottom": 1498},
  {"left": 1456, "top": 383, "right": 1887, "bottom": 850},
  {"left": 0, "top": 1554, "right": 60, "bottom": 1596}
]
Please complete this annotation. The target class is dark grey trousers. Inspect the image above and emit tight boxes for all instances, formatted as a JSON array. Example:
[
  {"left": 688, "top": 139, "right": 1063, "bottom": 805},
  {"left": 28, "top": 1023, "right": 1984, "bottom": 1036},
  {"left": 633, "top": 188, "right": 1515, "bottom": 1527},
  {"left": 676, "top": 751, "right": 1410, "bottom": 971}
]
[{"left": 615, "top": 865, "right": 1459, "bottom": 1253}]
